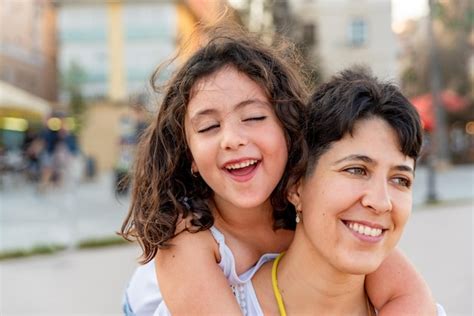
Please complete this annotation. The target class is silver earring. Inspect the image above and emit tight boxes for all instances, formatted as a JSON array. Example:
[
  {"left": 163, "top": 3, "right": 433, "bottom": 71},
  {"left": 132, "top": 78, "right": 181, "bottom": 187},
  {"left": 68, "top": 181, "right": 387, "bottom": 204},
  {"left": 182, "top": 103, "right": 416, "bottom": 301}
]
[
  {"left": 295, "top": 210, "right": 302, "bottom": 223},
  {"left": 191, "top": 167, "right": 198, "bottom": 178}
]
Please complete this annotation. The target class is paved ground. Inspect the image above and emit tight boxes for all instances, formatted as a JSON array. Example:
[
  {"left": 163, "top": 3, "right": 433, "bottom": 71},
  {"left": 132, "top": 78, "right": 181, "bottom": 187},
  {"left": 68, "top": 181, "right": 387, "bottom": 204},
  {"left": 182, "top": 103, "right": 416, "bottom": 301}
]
[
  {"left": 1, "top": 165, "right": 472, "bottom": 252},
  {"left": 398, "top": 201, "right": 473, "bottom": 316},
  {"left": 0, "top": 173, "right": 130, "bottom": 252},
  {"left": 1, "top": 201, "right": 472, "bottom": 315},
  {"left": 0, "top": 165, "right": 472, "bottom": 315},
  {"left": 0, "top": 244, "right": 140, "bottom": 315}
]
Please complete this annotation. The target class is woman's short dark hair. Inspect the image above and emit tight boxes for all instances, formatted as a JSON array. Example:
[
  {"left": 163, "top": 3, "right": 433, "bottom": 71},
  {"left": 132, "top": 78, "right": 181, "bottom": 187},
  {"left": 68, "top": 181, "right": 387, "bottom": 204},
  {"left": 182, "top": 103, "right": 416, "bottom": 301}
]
[{"left": 305, "top": 66, "right": 422, "bottom": 175}]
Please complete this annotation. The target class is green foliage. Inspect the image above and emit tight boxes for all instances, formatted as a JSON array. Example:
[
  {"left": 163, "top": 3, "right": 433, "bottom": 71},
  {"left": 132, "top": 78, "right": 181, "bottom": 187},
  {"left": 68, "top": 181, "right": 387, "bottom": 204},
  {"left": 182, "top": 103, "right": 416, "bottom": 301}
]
[
  {"left": 0, "top": 244, "right": 66, "bottom": 261},
  {"left": 77, "top": 236, "right": 128, "bottom": 249},
  {"left": 400, "top": 0, "right": 472, "bottom": 97},
  {"left": 61, "top": 61, "right": 87, "bottom": 132},
  {"left": 0, "top": 236, "right": 129, "bottom": 260}
]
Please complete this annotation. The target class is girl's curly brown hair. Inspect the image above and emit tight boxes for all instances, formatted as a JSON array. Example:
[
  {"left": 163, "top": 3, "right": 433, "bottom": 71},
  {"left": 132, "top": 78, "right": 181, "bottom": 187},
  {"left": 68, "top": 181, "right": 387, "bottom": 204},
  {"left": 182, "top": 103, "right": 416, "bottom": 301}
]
[{"left": 120, "top": 24, "right": 310, "bottom": 263}]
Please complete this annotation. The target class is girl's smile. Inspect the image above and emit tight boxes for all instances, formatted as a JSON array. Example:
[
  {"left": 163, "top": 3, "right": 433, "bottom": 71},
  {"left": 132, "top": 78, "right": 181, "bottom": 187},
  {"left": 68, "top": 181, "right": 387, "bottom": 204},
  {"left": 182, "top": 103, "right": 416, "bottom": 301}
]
[{"left": 222, "top": 158, "right": 261, "bottom": 182}]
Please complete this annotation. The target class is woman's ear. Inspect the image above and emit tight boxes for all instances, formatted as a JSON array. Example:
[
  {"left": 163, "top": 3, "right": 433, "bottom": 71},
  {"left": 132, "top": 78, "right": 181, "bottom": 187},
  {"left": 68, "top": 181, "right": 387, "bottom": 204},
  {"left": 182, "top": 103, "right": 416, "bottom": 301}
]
[{"left": 287, "top": 180, "right": 303, "bottom": 211}]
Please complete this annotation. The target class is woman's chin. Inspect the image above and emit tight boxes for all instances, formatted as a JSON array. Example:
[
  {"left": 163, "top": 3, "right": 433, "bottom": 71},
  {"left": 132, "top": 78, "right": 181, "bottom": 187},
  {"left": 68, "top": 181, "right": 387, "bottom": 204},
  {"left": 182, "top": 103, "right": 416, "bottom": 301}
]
[{"left": 335, "top": 255, "right": 386, "bottom": 276}]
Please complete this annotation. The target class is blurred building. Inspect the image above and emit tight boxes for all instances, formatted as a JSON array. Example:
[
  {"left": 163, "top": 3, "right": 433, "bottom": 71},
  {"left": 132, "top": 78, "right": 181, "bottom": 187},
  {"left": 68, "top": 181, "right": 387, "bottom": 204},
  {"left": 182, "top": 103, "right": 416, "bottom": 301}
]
[
  {"left": 0, "top": 0, "right": 57, "bottom": 102},
  {"left": 0, "top": 0, "right": 56, "bottom": 151},
  {"left": 230, "top": 0, "right": 397, "bottom": 81},
  {"left": 54, "top": 0, "right": 233, "bottom": 171},
  {"left": 55, "top": 0, "right": 232, "bottom": 104},
  {"left": 292, "top": 0, "right": 397, "bottom": 80},
  {"left": 55, "top": 0, "right": 179, "bottom": 102}
]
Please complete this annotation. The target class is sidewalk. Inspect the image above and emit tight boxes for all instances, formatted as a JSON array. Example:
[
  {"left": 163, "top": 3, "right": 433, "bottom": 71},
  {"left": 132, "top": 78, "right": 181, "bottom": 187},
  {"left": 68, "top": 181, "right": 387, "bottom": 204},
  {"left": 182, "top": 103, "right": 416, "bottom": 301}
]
[
  {"left": 1, "top": 164, "right": 472, "bottom": 252},
  {"left": 1, "top": 201, "right": 472, "bottom": 315}
]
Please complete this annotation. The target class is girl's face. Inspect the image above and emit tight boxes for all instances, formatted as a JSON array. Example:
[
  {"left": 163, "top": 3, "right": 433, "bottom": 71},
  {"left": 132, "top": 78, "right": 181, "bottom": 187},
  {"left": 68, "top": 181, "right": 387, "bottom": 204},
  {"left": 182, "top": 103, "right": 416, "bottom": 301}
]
[
  {"left": 292, "top": 117, "right": 414, "bottom": 275},
  {"left": 184, "top": 66, "right": 288, "bottom": 211}
]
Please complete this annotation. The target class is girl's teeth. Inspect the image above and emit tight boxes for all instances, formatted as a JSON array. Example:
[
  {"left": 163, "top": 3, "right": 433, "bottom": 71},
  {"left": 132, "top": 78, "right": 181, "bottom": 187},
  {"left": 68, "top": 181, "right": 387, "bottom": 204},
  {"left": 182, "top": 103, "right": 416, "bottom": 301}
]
[
  {"left": 348, "top": 222, "right": 382, "bottom": 237},
  {"left": 226, "top": 160, "right": 257, "bottom": 170}
]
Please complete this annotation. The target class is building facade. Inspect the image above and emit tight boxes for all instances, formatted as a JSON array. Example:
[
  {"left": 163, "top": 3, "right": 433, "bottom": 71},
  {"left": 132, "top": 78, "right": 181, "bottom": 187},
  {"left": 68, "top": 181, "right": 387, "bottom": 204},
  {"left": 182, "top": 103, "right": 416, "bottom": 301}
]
[
  {"left": 55, "top": 0, "right": 179, "bottom": 103},
  {"left": 0, "top": 0, "right": 57, "bottom": 101},
  {"left": 292, "top": 0, "right": 398, "bottom": 81}
]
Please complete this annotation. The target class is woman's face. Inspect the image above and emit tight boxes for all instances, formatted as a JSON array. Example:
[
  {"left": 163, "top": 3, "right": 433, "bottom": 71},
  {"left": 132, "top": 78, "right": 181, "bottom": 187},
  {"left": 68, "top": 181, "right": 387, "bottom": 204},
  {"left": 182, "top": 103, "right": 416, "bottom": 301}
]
[
  {"left": 184, "top": 66, "right": 288, "bottom": 210},
  {"left": 293, "top": 117, "right": 414, "bottom": 275}
]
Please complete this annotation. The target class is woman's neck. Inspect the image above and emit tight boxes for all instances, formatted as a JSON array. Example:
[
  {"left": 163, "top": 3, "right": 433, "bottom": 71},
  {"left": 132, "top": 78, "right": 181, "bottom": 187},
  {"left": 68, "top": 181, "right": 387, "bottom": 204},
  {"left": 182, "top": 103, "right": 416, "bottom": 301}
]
[{"left": 276, "top": 229, "right": 369, "bottom": 315}]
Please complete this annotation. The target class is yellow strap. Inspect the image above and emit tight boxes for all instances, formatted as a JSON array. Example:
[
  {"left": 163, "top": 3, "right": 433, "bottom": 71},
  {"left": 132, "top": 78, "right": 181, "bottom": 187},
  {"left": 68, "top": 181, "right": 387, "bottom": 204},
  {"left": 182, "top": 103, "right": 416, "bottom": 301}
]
[{"left": 272, "top": 252, "right": 287, "bottom": 316}]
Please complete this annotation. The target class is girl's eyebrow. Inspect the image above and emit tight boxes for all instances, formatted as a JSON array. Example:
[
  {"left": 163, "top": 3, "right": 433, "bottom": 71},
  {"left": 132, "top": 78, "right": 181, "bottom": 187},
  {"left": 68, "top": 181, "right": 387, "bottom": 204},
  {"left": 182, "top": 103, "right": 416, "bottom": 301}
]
[
  {"left": 190, "top": 98, "right": 270, "bottom": 121},
  {"left": 333, "top": 154, "right": 414, "bottom": 174}
]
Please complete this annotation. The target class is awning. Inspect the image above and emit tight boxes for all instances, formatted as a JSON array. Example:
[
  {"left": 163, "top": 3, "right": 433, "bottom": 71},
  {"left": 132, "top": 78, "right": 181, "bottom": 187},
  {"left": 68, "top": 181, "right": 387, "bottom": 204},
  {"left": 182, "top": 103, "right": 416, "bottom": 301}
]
[
  {"left": 0, "top": 81, "right": 52, "bottom": 119},
  {"left": 410, "top": 90, "right": 469, "bottom": 132}
]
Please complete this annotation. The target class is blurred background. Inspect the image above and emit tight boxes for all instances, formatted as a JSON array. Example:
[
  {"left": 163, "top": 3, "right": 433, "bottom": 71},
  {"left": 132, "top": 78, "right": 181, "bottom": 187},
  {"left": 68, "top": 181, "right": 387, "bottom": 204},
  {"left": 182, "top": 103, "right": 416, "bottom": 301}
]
[{"left": 0, "top": 0, "right": 472, "bottom": 315}]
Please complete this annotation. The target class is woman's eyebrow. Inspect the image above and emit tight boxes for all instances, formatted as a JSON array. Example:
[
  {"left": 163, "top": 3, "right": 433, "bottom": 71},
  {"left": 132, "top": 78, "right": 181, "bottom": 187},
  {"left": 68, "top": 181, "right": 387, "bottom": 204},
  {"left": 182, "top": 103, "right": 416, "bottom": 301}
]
[
  {"left": 393, "top": 165, "right": 414, "bottom": 174},
  {"left": 333, "top": 154, "right": 414, "bottom": 174},
  {"left": 334, "top": 154, "right": 373, "bottom": 165}
]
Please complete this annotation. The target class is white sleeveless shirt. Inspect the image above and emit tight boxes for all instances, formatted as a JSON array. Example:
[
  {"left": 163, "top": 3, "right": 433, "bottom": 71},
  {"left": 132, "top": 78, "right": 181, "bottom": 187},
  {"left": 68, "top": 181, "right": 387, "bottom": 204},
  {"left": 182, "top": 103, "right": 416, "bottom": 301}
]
[{"left": 123, "top": 226, "right": 277, "bottom": 316}]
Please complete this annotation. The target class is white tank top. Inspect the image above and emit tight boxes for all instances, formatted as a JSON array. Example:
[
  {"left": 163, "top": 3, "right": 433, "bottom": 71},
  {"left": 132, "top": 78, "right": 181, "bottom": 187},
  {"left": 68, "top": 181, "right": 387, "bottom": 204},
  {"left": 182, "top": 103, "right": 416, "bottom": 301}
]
[{"left": 123, "top": 226, "right": 277, "bottom": 316}]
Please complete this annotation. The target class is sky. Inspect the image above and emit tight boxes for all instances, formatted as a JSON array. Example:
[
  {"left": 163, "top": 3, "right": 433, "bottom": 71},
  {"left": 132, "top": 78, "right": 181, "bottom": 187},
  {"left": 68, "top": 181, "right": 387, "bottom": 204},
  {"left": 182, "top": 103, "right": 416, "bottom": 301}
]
[{"left": 391, "top": 0, "right": 429, "bottom": 24}]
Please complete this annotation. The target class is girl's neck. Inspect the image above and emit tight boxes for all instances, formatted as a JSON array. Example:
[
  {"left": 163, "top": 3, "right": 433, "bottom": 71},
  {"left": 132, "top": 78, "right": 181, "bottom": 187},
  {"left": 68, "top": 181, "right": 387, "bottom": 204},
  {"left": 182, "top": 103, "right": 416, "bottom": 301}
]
[
  {"left": 211, "top": 195, "right": 274, "bottom": 232},
  {"left": 210, "top": 196, "right": 293, "bottom": 275},
  {"left": 276, "top": 230, "right": 369, "bottom": 315}
]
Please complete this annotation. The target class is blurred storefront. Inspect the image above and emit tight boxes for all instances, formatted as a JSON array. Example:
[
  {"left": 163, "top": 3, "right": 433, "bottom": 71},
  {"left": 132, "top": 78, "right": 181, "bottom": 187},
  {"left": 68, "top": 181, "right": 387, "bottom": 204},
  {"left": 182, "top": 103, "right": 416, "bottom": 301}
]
[{"left": 0, "top": 81, "right": 51, "bottom": 150}]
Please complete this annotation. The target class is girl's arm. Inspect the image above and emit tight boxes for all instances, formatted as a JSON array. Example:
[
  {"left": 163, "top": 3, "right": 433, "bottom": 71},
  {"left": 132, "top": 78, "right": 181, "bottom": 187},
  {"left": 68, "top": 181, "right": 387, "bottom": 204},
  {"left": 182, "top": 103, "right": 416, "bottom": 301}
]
[
  {"left": 155, "top": 229, "right": 242, "bottom": 315},
  {"left": 365, "top": 248, "right": 437, "bottom": 315}
]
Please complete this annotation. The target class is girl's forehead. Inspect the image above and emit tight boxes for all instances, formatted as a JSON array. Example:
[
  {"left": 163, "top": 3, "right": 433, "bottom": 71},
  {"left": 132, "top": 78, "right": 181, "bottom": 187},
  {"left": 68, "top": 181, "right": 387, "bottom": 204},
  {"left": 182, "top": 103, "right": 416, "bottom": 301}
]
[
  {"left": 189, "top": 65, "right": 260, "bottom": 95},
  {"left": 188, "top": 68, "right": 267, "bottom": 107}
]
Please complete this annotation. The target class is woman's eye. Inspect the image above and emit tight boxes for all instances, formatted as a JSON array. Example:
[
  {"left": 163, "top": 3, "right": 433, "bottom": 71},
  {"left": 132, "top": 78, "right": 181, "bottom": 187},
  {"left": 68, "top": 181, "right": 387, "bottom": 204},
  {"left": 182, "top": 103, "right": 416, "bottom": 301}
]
[
  {"left": 198, "top": 124, "right": 219, "bottom": 133},
  {"left": 344, "top": 167, "right": 366, "bottom": 176},
  {"left": 392, "top": 177, "right": 412, "bottom": 188},
  {"left": 243, "top": 116, "right": 267, "bottom": 122}
]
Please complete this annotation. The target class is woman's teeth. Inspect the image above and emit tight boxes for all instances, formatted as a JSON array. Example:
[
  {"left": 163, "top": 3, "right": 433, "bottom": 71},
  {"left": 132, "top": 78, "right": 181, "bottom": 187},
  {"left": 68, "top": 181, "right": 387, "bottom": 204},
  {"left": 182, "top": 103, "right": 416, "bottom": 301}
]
[
  {"left": 225, "top": 159, "right": 258, "bottom": 170},
  {"left": 347, "top": 222, "right": 383, "bottom": 237}
]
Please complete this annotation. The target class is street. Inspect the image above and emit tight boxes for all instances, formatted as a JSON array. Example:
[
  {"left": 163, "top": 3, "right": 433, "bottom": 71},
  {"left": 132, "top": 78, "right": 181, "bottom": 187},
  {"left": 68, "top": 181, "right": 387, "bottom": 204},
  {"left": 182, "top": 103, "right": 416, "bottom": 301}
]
[
  {"left": 0, "top": 201, "right": 472, "bottom": 315},
  {"left": 1, "top": 164, "right": 472, "bottom": 252},
  {"left": 0, "top": 164, "right": 473, "bottom": 315}
]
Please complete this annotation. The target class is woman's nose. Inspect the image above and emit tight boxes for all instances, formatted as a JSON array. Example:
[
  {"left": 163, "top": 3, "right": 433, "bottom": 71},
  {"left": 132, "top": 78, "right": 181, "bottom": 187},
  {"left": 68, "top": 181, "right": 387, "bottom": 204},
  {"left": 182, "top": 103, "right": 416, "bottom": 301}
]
[{"left": 361, "top": 178, "right": 393, "bottom": 214}]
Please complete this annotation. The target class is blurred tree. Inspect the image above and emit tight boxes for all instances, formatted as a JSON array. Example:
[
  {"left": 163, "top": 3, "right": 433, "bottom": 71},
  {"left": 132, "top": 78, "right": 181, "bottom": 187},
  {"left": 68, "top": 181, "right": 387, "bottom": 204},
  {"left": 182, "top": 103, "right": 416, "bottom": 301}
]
[
  {"left": 271, "top": 0, "right": 323, "bottom": 87},
  {"left": 62, "top": 61, "right": 86, "bottom": 132},
  {"left": 231, "top": 0, "right": 323, "bottom": 87},
  {"left": 400, "top": 0, "right": 473, "bottom": 97}
]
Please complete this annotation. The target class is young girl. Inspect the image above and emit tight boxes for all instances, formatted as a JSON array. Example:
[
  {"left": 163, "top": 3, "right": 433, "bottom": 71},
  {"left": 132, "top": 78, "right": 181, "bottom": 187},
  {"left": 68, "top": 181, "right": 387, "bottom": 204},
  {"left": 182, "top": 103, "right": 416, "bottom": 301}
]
[
  {"left": 121, "top": 25, "right": 435, "bottom": 315},
  {"left": 250, "top": 67, "right": 445, "bottom": 315}
]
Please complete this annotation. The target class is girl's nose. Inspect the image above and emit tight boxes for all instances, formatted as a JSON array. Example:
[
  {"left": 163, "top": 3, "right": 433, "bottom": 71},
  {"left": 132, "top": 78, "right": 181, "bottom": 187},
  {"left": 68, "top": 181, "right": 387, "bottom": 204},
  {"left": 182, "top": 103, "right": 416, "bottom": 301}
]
[{"left": 220, "top": 122, "right": 249, "bottom": 150}]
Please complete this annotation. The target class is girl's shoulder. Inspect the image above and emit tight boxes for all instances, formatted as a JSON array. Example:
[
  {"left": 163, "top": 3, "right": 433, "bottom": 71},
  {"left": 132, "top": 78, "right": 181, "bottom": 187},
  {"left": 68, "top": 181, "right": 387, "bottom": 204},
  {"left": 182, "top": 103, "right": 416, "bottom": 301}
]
[{"left": 157, "top": 227, "right": 221, "bottom": 264}]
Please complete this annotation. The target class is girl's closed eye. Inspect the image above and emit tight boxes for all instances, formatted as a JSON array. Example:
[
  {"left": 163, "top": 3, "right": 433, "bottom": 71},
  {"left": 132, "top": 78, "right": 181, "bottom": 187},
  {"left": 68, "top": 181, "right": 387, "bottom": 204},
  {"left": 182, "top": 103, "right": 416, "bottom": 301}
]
[
  {"left": 198, "top": 123, "right": 220, "bottom": 133},
  {"left": 242, "top": 115, "right": 267, "bottom": 122}
]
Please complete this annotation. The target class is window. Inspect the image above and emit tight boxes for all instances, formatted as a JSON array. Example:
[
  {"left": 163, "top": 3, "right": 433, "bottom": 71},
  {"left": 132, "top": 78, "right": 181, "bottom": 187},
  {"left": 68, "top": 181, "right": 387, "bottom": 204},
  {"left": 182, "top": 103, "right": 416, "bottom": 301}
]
[
  {"left": 303, "top": 23, "right": 317, "bottom": 46},
  {"left": 348, "top": 18, "right": 367, "bottom": 47}
]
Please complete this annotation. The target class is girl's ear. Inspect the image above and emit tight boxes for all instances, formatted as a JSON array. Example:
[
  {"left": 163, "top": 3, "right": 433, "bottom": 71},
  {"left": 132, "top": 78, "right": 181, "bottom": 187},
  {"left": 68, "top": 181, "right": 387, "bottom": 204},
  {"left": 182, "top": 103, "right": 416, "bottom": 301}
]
[
  {"left": 287, "top": 180, "right": 303, "bottom": 210},
  {"left": 191, "top": 161, "right": 199, "bottom": 174}
]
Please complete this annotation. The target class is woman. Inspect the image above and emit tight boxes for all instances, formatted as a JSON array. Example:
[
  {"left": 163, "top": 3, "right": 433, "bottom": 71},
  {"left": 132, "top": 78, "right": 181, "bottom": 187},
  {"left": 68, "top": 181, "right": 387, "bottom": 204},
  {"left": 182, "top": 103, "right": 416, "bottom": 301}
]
[{"left": 248, "top": 67, "right": 444, "bottom": 315}]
